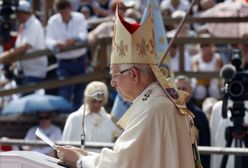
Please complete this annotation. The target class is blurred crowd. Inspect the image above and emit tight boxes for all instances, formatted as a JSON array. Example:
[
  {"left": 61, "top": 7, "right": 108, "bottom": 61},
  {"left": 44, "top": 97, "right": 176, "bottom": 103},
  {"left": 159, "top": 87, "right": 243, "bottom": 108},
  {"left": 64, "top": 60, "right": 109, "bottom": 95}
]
[
  {"left": 0, "top": 0, "right": 248, "bottom": 109},
  {"left": 0, "top": 0, "right": 248, "bottom": 168}
]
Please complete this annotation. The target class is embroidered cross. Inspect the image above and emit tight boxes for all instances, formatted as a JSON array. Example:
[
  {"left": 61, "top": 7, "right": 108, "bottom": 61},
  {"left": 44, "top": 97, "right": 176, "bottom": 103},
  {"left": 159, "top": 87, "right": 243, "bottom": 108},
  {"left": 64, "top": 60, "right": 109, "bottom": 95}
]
[
  {"left": 136, "top": 38, "right": 149, "bottom": 57},
  {"left": 116, "top": 40, "right": 128, "bottom": 57},
  {"left": 142, "top": 89, "right": 152, "bottom": 101}
]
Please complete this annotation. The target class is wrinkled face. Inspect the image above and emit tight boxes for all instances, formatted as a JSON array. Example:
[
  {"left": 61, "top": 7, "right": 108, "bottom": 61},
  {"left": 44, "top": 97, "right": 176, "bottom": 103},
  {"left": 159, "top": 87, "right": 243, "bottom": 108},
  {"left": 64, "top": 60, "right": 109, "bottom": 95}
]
[{"left": 110, "top": 64, "right": 133, "bottom": 102}]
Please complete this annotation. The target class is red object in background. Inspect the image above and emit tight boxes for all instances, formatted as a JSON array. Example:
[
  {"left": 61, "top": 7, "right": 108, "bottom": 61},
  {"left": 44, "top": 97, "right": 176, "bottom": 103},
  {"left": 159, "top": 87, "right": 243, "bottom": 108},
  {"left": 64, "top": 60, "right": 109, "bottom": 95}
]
[
  {"left": 0, "top": 145, "right": 12, "bottom": 151},
  {"left": 245, "top": 0, "right": 248, "bottom": 4},
  {"left": 2, "top": 36, "right": 17, "bottom": 51}
]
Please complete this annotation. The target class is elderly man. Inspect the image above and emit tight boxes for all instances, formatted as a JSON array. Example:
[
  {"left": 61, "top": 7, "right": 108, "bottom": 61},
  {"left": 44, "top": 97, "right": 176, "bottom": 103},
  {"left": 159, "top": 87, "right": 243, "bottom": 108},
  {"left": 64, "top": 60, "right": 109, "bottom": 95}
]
[{"left": 56, "top": 9, "right": 201, "bottom": 168}]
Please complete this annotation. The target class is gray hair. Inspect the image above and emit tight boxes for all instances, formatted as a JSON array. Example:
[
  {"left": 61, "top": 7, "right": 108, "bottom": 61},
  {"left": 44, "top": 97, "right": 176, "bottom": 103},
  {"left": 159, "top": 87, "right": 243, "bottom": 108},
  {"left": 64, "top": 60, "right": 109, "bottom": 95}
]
[
  {"left": 119, "top": 64, "right": 155, "bottom": 77},
  {"left": 84, "top": 81, "right": 108, "bottom": 105},
  {"left": 175, "top": 75, "right": 191, "bottom": 83},
  {"left": 175, "top": 75, "right": 196, "bottom": 90}
]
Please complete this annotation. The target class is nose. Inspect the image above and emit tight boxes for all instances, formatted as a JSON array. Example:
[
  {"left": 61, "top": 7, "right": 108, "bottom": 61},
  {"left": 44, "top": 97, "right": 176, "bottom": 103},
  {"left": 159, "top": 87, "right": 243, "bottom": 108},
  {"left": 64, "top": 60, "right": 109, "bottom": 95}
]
[{"left": 111, "top": 78, "right": 117, "bottom": 87}]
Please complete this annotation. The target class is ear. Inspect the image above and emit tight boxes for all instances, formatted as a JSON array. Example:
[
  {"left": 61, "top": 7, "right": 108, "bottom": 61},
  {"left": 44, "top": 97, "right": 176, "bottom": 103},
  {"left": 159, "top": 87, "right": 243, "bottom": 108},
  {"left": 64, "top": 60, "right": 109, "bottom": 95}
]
[{"left": 130, "top": 67, "right": 139, "bottom": 83}]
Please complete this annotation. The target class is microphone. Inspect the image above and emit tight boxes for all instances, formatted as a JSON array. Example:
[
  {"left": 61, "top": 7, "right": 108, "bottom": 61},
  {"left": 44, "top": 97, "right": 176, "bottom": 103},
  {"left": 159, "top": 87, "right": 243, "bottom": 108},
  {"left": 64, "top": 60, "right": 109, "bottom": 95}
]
[
  {"left": 81, "top": 91, "right": 104, "bottom": 149},
  {"left": 220, "top": 64, "right": 236, "bottom": 82}
]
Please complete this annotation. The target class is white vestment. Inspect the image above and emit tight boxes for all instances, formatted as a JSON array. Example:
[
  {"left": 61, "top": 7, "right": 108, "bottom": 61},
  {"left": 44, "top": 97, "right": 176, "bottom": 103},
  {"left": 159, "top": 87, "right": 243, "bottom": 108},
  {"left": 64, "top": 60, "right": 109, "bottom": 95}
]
[
  {"left": 62, "top": 105, "right": 121, "bottom": 143},
  {"left": 78, "top": 82, "right": 194, "bottom": 168},
  {"left": 210, "top": 100, "right": 248, "bottom": 168}
]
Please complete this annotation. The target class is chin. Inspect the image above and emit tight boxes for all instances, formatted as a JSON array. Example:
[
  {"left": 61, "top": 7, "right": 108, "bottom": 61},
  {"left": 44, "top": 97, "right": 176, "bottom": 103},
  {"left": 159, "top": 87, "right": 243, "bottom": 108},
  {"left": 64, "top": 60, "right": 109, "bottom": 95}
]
[
  {"left": 117, "top": 91, "right": 132, "bottom": 102},
  {"left": 121, "top": 95, "right": 132, "bottom": 102}
]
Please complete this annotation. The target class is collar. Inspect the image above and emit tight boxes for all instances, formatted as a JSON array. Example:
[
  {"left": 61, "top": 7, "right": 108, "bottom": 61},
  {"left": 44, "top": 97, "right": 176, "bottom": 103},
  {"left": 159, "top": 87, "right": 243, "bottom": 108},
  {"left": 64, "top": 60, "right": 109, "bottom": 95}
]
[
  {"left": 58, "top": 13, "right": 73, "bottom": 24},
  {"left": 117, "top": 81, "right": 158, "bottom": 129},
  {"left": 79, "top": 104, "right": 104, "bottom": 117}
]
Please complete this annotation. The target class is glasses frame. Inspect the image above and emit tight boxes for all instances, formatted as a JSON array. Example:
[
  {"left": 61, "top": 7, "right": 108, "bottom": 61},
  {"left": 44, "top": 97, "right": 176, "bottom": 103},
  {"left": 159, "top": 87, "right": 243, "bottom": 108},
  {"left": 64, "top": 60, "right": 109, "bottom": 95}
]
[{"left": 110, "top": 67, "right": 134, "bottom": 79}]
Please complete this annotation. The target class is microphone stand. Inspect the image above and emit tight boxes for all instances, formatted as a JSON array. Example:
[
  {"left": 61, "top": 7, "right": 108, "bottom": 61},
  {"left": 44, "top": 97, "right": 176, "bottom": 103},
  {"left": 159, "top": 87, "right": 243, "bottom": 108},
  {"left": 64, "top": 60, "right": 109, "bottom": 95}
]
[
  {"left": 81, "top": 91, "right": 104, "bottom": 149},
  {"left": 81, "top": 97, "right": 86, "bottom": 149}
]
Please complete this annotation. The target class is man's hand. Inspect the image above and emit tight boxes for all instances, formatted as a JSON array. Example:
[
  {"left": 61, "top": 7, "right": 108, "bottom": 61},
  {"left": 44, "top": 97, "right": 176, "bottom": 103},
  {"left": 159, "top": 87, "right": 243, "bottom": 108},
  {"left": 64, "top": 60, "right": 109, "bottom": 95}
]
[
  {"left": 56, "top": 41, "right": 67, "bottom": 51},
  {"left": 56, "top": 39, "right": 76, "bottom": 51},
  {"left": 56, "top": 145, "right": 87, "bottom": 168}
]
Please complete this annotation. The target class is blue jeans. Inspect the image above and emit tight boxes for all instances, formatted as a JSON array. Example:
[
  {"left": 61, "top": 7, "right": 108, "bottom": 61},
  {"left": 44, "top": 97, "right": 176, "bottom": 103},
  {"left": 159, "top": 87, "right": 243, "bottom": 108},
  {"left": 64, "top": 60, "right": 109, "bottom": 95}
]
[
  {"left": 57, "top": 55, "right": 86, "bottom": 110},
  {"left": 22, "top": 76, "right": 44, "bottom": 84},
  {"left": 21, "top": 76, "right": 45, "bottom": 96}
]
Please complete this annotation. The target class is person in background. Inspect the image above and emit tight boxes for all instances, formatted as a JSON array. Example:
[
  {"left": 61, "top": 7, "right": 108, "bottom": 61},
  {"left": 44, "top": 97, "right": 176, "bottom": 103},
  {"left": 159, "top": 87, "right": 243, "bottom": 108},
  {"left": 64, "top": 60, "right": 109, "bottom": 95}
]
[
  {"left": 0, "top": 0, "right": 47, "bottom": 86},
  {"left": 87, "top": 0, "right": 140, "bottom": 69},
  {"left": 45, "top": 0, "right": 88, "bottom": 110},
  {"left": 62, "top": 81, "right": 121, "bottom": 143},
  {"left": 191, "top": 33, "right": 223, "bottom": 102},
  {"left": 77, "top": 0, "right": 112, "bottom": 18},
  {"left": 95, "top": 0, "right": 113, "bottom": 17},
  {"left": 160, "top": 0, "right": 190, "bottom": 30},
  {"left": 56, "top": 8, "right": 199, "bottom": 168},
  {"left": 168, "top": 44, "right": 192, "bottom": 72},
  {"left": 23, "top": 112, "right": 62, "bottom": 156},
  {"left": 175, "top": 75, "right": 211, "bottom": 168},
  {"left": 202, "top": 97, "right": 218, "bottom": 121}
]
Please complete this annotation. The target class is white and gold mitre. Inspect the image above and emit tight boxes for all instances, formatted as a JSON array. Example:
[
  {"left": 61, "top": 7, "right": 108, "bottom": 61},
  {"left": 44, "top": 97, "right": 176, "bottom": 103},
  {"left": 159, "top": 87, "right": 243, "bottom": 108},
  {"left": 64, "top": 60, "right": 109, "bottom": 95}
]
[
  {"left": 110, "top": 10, "right": 156, "bottom": 64},
  {"left": 111, "top": 9, "right": 192, "bottom": 116}
]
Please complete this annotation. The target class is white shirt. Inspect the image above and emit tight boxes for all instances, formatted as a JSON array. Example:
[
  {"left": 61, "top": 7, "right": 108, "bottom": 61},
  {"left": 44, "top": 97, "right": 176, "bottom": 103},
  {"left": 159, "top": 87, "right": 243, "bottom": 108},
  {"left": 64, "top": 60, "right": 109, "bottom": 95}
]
[
  {"left": 62, "top": 105, "right": 121, "bottom": 143},
  {"left": 45, "top": 12, "right": 88, "bottom": 60},
  {"left": 25, "top": 124, "right": 62, "bottom": 155},
  {"left": 15, "top": 15, "right": 48, "bottom": 78},
  {"left": 78, "top": 82, "right": 194, "bottom": 168},
  {"left": 210, "top": 100, "right": 248, "bottom": 168},
  {"left": 192, "top": 53, "right": 221, "bottom": 71}
]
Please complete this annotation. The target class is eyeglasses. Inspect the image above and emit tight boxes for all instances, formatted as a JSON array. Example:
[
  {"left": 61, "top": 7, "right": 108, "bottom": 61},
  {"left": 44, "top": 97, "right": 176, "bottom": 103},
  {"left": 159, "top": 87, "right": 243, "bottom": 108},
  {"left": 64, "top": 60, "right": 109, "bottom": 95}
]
[{"left": 110, "top": 67, "right": 133, "bottom": 79}]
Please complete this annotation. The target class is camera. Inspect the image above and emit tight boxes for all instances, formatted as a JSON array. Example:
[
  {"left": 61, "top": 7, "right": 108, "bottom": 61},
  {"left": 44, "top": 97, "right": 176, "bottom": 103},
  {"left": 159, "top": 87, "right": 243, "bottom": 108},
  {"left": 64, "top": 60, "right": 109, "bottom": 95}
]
[
  {"left": 220, "top": 48, "right": 248, "bottom": 119},
  {"left": 0, "top": 0, "right": 18, "bottom": 42}
]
